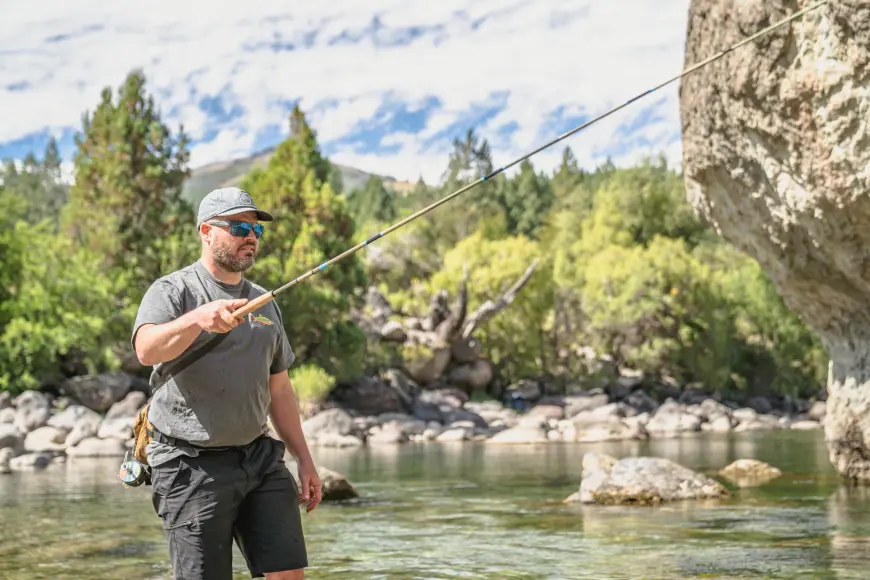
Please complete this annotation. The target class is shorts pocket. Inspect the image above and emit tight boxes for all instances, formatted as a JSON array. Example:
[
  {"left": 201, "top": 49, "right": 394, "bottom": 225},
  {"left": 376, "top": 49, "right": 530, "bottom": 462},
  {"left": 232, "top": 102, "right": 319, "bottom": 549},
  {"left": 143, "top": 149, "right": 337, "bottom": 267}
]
[{"left": 167, "top": 518, "right": 207, "bottom": 580}]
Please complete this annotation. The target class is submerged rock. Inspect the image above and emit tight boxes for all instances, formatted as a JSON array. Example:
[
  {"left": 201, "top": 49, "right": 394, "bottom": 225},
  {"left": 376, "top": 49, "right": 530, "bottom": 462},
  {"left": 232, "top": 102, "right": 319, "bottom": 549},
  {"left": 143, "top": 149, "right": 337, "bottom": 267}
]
[
  {"left": 566, "top": 452, "right": 730, "bottom": 505},
  {"left": 718, "top": 459, "right": 782, "bottom": 487},
  {"left": 285, "top": 457, "right": 359, "bottom": 502}
]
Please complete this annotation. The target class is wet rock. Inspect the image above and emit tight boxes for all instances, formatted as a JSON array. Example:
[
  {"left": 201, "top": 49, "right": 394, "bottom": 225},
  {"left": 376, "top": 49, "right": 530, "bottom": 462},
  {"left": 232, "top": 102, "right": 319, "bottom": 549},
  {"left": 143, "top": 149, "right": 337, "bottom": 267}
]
[
  {"left": 436, "top": 426, "right": 473, "bottom": 442},
  {"left": 59, "top": 371, "right": 135, "bottom": 413},
  {"left": 486, "top": 424, "right": 548, "bottom": 445},
  {"left": 0, "top": 448, "right": 12, "bottom": 474},
  {"left": 285, "top": 457, "right": 359, "bottom": 502},
  {"left": 23, "top": 426, "right": 68, "bottom": 453},
  {"left": 9, "top": 452, "right": 55, "bottom": 471},
  {"left": 13, "top": 390, "right": 51, "bottom": 433},
  {"left": 807, "top": 401, "right": 826, "bottom": 422},
  {"left": 47, "top": 404, "right": 102, "bottom": 432},
  {"left": 66, "top": 437, "right": 127, "bottom": 457},
  {"left": 329, "top": 376, "right": 407, "bottom": 416},
  {"left": 367, "top": 423, "right": 409, "bottom": 444},
  {"left": 0, "top": 407, "right": 15, "bottom": 424},
  {"left": 791, "top": 420, "right": 823, "bottom": 430},
  {"left": 718, "top": 459, "right": 782, "bottom": 487},
  {"left": 0, "top": 424, "right": 23, "bottom": 451},
  {"left": 302, "top": 408, "right": 354, "bottom": 442},
  {"left": 104, "top": 391, "right": 147, "bottom": 419},
  {"left": 564, "top": 393, "right": 610, "bottom": 418},
  {"left": 567, "top": 452, "right": 730, "bottom": 505}
]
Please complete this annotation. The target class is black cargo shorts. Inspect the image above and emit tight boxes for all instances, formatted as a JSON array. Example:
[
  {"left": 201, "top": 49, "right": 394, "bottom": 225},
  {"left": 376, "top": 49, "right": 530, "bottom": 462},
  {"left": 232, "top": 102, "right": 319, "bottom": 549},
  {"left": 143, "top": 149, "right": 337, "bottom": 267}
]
[{"left": 150, "top": 433, "right": 308, "bottom": 579}]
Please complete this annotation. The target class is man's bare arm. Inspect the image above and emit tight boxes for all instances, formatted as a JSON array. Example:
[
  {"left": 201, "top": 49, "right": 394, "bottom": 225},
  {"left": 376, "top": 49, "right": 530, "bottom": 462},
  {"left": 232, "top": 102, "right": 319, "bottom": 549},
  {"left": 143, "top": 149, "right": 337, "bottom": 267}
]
[
  {"left": 268, "top": 371, "right": 314, "bottom": 464},
  {"left": 134, "top": 298, "right": 250, "bottom": 366},
  {"left": 268, "top": 371, "right": 322, "bottom": 511}
]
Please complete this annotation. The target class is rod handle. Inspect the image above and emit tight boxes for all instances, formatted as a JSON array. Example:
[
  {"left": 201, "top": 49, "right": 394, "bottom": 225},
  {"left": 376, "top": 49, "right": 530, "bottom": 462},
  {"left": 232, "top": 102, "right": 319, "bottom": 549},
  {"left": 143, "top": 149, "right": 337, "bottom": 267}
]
[{"left": 232, "top": 292, "right": 276, "bottom": 319}]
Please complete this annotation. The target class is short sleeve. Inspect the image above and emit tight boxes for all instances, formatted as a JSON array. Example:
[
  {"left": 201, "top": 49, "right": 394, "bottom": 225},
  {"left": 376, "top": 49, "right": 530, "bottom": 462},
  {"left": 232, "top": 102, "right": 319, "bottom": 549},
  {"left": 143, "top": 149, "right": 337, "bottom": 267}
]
[
  {"left": 131, "top": 280, "right": 184, "bottom": 347},
  {"left": 269, "top": 305, "right": 296, "bottom": 374}
]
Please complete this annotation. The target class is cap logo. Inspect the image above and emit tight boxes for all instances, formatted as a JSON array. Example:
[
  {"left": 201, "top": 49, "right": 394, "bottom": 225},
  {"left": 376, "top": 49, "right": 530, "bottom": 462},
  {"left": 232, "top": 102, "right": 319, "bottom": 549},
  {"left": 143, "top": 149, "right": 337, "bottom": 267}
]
[{"left": 239, "top": 191, "right": 253, "bottom": 205}]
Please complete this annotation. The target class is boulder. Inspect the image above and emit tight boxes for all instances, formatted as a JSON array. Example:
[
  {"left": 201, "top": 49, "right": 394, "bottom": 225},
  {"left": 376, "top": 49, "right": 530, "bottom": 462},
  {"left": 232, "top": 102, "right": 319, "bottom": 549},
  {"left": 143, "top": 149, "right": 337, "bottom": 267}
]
[
  {"left": 13, "top": 390, "right": 50, "bottom": 433},
  {"left": 718, "top": 459, "right": 782, "bottom": 487},
  {"left": 59, "top": 371, "right": 135, "bottom": 413},
  {"left": 680, "top": 0, "right": 870, "bottom": 480},
  {"left": 566, "top": 452, "right": 730, "bottom": 505}
]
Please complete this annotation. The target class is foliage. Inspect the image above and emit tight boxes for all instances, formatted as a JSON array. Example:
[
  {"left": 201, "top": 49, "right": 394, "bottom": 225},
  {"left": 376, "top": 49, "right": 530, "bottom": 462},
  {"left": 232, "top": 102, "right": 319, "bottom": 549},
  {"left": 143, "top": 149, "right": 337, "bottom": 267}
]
[
  {"left": 392, "top": 231, "right": 555, "bottom": 380},
  {"left": 0, "top": 68, "right": 828, "bottom": 400},
  {"left": 288, "top": 364, "right": 337, "bottom": 403},
  {"left": 0, "top": 218, "right": 122, "bottom": 394},
  {"left": 61, "top": 68, "right": 196, "bottom": 299},
  {"left": 239, "top": 104, "right": 368, "bottom": 381}
]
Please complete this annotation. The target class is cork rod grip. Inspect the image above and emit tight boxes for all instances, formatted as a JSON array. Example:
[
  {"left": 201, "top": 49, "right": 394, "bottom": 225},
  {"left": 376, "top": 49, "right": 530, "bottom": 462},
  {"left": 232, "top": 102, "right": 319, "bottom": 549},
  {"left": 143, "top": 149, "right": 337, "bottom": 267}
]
[{"left": 232, "top": 292, "right": 276, "bottom": 319}]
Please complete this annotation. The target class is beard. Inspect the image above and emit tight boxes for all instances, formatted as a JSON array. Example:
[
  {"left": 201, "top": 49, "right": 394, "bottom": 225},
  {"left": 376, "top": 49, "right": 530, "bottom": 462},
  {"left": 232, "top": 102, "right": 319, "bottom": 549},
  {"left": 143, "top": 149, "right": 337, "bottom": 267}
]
[{"left": 212, "top": 237, "right": 257, "bottom": 272}]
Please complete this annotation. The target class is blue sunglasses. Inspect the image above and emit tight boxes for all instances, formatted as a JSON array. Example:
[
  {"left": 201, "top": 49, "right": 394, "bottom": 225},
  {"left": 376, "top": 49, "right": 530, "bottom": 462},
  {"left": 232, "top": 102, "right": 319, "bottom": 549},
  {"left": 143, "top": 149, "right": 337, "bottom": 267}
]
[{"left": 207, "top": 219, "right": 264, "bottom": 239}]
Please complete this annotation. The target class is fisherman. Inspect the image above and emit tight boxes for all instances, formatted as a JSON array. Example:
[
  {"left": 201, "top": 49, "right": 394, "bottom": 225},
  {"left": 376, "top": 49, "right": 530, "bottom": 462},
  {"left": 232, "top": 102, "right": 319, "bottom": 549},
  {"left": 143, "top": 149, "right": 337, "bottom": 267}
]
[{"left": 131, "top": 186, "right": 321, "bottom": 580}]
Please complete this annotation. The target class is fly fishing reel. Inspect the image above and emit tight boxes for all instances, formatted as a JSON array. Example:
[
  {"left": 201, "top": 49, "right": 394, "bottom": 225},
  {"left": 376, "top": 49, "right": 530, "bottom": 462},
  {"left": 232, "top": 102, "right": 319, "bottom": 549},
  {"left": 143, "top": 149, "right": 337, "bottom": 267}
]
[{"left": 118, "top": 450, "right": 151, "bottom": 488}]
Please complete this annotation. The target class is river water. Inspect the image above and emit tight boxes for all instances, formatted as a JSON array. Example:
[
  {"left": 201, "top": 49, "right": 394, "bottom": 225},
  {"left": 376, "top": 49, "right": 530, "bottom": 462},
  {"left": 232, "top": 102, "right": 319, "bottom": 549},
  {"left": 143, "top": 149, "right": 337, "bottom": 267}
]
[{"left": 1, "top": 430, "right": 869, "bottom": 579}]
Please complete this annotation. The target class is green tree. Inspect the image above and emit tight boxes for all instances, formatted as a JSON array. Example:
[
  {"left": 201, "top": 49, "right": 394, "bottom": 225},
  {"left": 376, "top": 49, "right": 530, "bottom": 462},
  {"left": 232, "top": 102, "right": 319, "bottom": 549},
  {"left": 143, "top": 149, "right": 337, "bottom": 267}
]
[
  {"left": 240, "top": 104, "right": 368, "bottom": 381},
  {"left": 1, "top": 138, "right": 68, "bottom": 226},
  {"left": 424, "top": 231, "right": 554, "bottom": 380},
  {"left": 62, "top": 69, "right": 196, "bottom": 295},
  {"left": 346, "top": 175, "right": 397, "bottom": 228},
  {"left": 0, "top": 211, "right": 121, "bottom": 394},
  {"left": 499, "top": 159, "right": 554, "bottom": 238}
]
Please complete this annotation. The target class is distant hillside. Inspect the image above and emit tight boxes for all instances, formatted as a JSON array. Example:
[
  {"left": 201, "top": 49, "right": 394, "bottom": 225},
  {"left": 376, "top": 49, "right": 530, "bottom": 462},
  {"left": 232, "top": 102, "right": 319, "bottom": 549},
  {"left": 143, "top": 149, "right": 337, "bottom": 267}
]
[{"left": 182, "top": 146, "right": 418, "bottom": 207}]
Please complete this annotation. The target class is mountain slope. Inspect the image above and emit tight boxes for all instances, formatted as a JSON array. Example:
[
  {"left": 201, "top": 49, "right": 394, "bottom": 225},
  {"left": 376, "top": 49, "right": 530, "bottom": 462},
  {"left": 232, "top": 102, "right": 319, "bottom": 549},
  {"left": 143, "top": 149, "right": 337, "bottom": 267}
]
[{"left": 182, "top": 146, "right": 417, "bottom": 207}]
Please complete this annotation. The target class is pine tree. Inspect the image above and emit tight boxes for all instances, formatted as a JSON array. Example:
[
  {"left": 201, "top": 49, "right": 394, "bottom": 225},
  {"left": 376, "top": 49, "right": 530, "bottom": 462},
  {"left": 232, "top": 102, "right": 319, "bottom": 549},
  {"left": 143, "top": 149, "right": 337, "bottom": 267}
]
[
  {"left": 62, "top": 69, "right": 194, "bottom": 291},
  {"left": 240, "top": 104, "right": 368, "bottom": 380},
  {"left": 0, "top": 138, "right": 68, "bottom": 226}
]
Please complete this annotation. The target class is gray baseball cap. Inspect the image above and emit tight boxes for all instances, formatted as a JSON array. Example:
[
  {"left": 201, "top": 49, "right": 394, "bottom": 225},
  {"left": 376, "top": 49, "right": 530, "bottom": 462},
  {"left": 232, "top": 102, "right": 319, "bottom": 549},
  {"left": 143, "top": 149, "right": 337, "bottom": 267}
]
[{"left": 196, "top": 187, "right": 274, "bottom": 226}]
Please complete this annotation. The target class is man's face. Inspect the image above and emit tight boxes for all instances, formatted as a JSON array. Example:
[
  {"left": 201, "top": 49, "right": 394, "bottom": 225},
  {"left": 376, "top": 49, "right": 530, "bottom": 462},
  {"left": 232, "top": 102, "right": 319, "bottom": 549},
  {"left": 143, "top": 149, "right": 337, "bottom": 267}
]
[{"left": 203, "top": 211, "right": 261, "bottom": 272}]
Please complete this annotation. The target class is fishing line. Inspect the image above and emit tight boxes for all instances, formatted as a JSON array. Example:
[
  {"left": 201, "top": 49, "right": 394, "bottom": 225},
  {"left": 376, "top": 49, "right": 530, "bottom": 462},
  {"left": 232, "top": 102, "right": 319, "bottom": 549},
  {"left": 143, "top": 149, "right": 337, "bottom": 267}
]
[{"left": 232, "top": 0, "right": 828, "bottom": 319}]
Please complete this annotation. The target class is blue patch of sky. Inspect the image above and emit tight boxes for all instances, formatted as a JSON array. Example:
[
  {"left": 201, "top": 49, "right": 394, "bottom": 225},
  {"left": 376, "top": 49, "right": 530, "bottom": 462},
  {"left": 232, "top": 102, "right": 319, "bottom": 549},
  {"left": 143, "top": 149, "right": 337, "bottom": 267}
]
[
  {"left": 327, "top": 15, "right": 446, "bottom": 48},
  {"left": 320, "top": 94, "right": 442, "bottom": 157},
  {"left": 0, "top": 127, "right": 78, "bottom": 162},
  {"left": 539, "top": 104, "right": 591, "bottom": 143},
  {"left": 194, "top": 90, "right": 245, "bottom": 143},
  {"left": 418, "top": 91, "right": 511, "bottom": 154},
  {"left": 602, "top": 97, "right": 672, "bottom": 158}
]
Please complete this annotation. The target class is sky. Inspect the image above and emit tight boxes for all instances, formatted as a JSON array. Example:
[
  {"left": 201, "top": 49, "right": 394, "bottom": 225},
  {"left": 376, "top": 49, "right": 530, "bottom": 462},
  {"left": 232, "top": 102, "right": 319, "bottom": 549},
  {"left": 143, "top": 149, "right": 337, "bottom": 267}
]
[{"left": 0, "top": 0, "right": 692, "bottom": 185}]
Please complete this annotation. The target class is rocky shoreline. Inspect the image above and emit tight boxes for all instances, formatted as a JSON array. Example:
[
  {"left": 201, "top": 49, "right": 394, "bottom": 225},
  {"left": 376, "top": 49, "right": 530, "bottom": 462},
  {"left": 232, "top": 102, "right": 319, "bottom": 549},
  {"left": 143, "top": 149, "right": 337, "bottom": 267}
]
[
  {"left": 0, "top": 366, "right": 826, "bottom": 478},
  {"left": 304, "top": 379, "right": 825, "bottom": 448}
]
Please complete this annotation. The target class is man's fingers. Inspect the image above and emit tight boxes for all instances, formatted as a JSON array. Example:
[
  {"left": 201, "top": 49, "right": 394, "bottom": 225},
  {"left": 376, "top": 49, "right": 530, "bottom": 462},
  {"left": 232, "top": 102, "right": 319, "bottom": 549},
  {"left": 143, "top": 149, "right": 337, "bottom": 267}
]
[
  {"left": 219, "top": 309, "right": 240, "bottom": 328},
  {"left": 300, "top": 475, "right": 311, "bottom": 501}
]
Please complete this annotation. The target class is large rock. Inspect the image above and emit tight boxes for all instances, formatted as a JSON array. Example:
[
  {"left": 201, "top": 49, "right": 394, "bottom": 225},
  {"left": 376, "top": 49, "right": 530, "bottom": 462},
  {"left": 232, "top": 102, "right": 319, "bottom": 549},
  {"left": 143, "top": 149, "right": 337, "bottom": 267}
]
[
  {"left": 59, "top": 371, "right": 136, "bottom": 413},
  {"left": 680, "top": 0, "right": 870, "bottom": 480},
  {"left": 566, "top": 452, "right": 730, "bottom": 505}
]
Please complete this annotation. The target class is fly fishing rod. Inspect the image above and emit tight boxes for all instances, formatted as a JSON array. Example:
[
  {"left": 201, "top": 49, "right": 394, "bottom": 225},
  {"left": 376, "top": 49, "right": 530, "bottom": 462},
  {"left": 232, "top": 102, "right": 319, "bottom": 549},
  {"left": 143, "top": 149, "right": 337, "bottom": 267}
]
[{"left": 231, "top": 0, "right": 828, "bottom": 320}]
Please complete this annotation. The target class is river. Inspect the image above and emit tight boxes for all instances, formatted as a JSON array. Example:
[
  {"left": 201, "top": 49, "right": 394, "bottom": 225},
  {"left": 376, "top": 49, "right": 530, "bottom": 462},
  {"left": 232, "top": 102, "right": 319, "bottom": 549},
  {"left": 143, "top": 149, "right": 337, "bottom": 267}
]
[{"left": 1, "top": 430, "right": 868, "bottom": 579}]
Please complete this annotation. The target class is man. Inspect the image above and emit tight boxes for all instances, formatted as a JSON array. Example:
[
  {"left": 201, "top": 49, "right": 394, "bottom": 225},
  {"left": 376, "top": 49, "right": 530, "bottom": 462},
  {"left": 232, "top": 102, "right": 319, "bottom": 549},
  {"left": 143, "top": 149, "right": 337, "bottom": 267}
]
[{"left": 131, "top": 186, "right": 321, "bottom": 580}]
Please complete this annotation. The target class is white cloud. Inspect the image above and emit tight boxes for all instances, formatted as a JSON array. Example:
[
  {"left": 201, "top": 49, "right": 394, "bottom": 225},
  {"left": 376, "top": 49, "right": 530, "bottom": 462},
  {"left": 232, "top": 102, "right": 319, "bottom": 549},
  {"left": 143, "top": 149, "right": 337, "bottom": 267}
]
[{"left": 0, "top": 0, "right": 694, "bottom": 184}]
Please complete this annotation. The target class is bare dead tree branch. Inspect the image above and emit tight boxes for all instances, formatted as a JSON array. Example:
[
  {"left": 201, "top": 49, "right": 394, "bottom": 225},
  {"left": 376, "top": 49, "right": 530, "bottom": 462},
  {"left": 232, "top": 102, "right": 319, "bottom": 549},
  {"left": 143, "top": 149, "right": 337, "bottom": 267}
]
[{"left": 461, "top": 258, "right": 539, "bottom": 339}]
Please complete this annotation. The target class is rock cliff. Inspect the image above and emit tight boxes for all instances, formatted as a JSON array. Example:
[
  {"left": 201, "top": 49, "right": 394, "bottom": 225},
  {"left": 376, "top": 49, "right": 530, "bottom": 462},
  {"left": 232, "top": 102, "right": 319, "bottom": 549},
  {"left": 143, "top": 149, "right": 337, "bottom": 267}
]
[{"left": 679, "top": 0, "right": 870, "bottom": 480}]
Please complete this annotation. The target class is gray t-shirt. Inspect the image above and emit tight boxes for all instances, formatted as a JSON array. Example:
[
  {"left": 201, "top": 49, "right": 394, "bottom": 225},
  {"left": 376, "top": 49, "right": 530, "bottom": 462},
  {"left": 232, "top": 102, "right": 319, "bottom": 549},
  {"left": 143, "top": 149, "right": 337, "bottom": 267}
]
[{"left": 131, "top": 260, "right": 295, "bottom": 467}]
